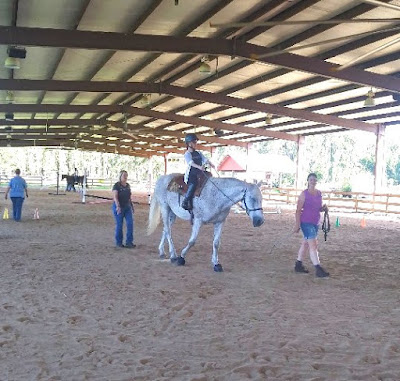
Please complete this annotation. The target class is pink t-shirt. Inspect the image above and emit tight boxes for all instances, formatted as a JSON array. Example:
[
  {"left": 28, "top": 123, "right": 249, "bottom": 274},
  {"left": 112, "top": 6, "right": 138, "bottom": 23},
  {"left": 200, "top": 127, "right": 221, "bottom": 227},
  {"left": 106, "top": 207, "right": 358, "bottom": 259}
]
[{"left": 300, "top": 189, "right": 322, "bottom": 225}]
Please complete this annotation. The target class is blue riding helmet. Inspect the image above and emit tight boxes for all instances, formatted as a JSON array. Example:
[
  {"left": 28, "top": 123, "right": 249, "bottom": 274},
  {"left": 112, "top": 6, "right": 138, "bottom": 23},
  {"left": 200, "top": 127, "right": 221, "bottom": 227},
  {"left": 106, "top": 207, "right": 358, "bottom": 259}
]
[{"left": 184, "top": 133, "right": 198, "bottom": 144}]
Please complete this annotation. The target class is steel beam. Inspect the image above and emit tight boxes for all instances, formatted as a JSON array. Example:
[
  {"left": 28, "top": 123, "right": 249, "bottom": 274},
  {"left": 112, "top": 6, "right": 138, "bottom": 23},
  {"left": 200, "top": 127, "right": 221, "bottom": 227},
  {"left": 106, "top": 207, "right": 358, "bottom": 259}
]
[{"left": 1, "top": 26, "right": 400, "bottom": 93}]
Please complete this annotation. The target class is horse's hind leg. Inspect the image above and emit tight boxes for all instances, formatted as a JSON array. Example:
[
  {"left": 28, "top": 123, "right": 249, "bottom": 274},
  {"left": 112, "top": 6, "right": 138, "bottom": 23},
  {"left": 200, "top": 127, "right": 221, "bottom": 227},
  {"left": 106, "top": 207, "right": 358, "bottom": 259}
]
[
  {"left": 158, "top": 213, "right": 176, "bottom": 259},
  {"left": 158, "top": 231, "right": 167, "bottom": 259},
  {"left": 212, "top": 222, "right": 224, "bottom": 272},
  {"left": 180, "top": 218, "right": 202, "bottom": 263},
  {"left": 160, "top": 205, "right": 178, "bottom": 261}
]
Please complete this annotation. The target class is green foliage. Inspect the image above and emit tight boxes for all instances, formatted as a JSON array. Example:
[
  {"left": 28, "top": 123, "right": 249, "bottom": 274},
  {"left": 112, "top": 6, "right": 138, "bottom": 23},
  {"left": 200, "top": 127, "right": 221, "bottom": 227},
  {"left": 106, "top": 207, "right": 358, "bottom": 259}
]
[
  {"left": 341, "top": 182, "right": 352, "bottom": 192},
  {"left": 0, "top": 147, "right": 155, "bottom": 182},
  {"left": 386, "top": 144, "right": 400, "bottom": 185},
  {"left": 359, "top": 157, "right": 375, "bottom": 174}
]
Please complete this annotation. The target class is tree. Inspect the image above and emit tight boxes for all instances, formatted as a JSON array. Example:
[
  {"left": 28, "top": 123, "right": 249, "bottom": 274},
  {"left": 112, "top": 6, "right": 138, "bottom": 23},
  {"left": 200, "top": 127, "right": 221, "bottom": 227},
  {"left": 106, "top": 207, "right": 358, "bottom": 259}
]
[{"left": 359, "top": 157, "right": 375, "bottom": 174}]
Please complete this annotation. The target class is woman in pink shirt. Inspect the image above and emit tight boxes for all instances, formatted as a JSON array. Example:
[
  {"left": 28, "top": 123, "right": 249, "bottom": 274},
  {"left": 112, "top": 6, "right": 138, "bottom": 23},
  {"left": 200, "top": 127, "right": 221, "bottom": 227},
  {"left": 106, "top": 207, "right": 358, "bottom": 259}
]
[{"left": 294, "top": 173, "right": 330, "bottom": 278}]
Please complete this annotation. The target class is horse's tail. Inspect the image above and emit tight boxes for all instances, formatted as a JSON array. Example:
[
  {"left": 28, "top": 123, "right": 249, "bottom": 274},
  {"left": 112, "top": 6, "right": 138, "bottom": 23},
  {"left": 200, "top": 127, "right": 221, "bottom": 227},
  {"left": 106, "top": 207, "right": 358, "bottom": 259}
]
[{"left": 147, "top": 194, "right": 161, "bottom": 236}]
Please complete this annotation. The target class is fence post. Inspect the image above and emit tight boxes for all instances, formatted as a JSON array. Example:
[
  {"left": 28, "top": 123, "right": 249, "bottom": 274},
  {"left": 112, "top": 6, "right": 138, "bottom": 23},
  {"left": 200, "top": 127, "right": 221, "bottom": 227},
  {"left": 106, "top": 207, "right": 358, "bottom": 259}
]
[
  {"left": 372, "top": 193, "right": 376, "bottom": 212},
  {"left": 355, "top": 194, "right": 358, "bottom": 213},
  {"left": 386, "top": 194, "right": 389, "bottom": 213}
]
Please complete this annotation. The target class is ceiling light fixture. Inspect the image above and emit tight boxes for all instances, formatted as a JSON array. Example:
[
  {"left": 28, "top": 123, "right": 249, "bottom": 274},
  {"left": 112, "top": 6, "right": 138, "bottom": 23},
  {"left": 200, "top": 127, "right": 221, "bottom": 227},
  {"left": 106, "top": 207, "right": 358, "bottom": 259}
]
[
  {"left": 4, "top": 57, "right": 20, "bottom": 69},
  {"left": 5, "top": 112, "right": 14, "bottom": 122},
  {"left": 141, "top": 94, "right": 151, "bottom": 106},
  {"left": 214, "top": 129, "right": 224, "bottom": 137},
  {"left": 6, "top": 91, "right": 15, "bottom": 103},
  {"left": 364, "top": 89, "right": 375, "bottom": 107},
  {"left": 4, "top": 46, "right": 26, "bottom": 70},
  {"left": 123, "top": 113, "right": 129, "bottom": 131},
  {"left": 199, "top": 56, "right": 211, "bottom": 74}
]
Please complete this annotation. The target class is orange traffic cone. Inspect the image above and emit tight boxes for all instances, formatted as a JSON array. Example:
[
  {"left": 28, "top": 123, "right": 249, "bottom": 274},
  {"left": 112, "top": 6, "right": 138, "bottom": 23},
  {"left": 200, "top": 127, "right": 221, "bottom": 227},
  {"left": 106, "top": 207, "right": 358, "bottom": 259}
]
[
  {"left": 360, "top": 216, "right": 366, "bottom": 228},
  {"left": 33, "top": 208, "right": 40, "bottom": 220}
]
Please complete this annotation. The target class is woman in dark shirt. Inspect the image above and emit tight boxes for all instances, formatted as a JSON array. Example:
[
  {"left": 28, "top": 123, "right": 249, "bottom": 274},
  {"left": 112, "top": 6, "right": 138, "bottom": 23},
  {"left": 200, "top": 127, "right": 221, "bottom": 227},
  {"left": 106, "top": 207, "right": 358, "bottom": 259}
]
[{"left": 112, "top": 170, "right": 135, "bottom": 248}]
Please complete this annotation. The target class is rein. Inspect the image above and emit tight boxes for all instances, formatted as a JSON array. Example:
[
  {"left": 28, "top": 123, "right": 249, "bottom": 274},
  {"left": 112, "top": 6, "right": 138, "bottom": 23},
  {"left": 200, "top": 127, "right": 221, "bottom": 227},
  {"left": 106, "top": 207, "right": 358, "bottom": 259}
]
[
  {"left": 204, "top": 173, "right": 263, "bottom": 215},
  {"left": 321, "top": 209, "right": 330, "bottom": 242}
]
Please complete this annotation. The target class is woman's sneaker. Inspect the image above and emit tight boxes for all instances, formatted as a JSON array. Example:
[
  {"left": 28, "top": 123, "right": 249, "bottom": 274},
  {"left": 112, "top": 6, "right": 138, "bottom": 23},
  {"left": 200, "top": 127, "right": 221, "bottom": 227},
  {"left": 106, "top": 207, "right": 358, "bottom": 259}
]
[
  {"left": 294, "top": 260, "right": 309, "bottom": 273},
  {"left": 315, "top": 265, "right": 330, "bottom": 278}
]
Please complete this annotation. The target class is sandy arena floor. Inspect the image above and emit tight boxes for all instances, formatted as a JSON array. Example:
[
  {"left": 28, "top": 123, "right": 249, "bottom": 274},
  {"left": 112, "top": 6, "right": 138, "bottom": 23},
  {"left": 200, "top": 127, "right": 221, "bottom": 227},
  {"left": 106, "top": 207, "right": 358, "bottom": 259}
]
[{"left": 0, "top": 189, "right": 399, "bottom": 381}]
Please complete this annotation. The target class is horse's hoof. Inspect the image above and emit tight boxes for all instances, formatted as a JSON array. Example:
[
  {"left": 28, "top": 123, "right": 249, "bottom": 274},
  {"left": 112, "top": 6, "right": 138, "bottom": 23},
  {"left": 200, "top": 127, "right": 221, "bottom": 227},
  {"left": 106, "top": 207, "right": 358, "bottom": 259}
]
[
  {"left": 170, "top": 257, "right": 178, "bottom": 264},
  {"left": 159, "top": 254, "right": 166, "bottom": 260},
  {"left": 177, "top": 257, "right": 186, "bottom": 266},
  {"left": 214, "top": 264, "right": 223, "bottom": 272}
]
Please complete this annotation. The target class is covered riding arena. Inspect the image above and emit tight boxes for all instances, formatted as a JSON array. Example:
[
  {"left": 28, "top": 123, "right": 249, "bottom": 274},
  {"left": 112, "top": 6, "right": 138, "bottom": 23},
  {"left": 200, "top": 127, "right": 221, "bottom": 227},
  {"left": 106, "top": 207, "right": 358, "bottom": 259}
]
[
  {"left": 1, "top": 189, "right": 399, "bottom": 380},
  {"left": 1, "top": 0, "right": 400, "bottom": 380}
]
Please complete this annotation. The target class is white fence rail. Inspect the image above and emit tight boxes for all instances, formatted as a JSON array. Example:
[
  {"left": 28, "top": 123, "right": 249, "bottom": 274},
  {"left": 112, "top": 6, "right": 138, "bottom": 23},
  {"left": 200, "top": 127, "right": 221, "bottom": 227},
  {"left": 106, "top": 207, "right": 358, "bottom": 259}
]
[
  {"left": 261, "top": 187, "right": 400, "bottom": 215},
  {"left": 0, "top": 174, "right": 151, "bottom": 191}
]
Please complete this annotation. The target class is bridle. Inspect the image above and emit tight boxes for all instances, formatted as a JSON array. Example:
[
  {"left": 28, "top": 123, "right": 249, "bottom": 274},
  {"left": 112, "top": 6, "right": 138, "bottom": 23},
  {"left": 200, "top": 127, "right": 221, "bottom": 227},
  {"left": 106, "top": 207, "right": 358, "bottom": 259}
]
[
  {"left": 242, "top": 188, "right": 263, "bottom": 215},
  {"left": 202, "top": 172, "right": 263, "bottom": 215}
]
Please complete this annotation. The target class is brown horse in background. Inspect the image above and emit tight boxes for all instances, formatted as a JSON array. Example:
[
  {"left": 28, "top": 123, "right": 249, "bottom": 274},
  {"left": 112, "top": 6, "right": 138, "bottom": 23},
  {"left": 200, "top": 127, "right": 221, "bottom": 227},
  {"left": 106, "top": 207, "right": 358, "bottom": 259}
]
[{"left": 61, "top": 174, "right": 87, "bottom": 192}]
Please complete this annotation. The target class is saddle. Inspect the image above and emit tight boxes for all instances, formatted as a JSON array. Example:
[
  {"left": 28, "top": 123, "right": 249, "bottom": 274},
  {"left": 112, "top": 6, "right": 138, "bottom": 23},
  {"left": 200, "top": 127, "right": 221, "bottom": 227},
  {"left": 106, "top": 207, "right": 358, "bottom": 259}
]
[{"left": 167, "top": 171, "right": 212, "bottom": 197}]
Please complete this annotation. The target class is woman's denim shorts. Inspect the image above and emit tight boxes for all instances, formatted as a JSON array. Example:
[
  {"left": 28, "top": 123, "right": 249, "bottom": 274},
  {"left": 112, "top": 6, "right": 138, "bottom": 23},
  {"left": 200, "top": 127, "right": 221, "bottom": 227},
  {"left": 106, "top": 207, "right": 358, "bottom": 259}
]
[{"left": 300, "top": 222, "right": 319, "bottom": 240}]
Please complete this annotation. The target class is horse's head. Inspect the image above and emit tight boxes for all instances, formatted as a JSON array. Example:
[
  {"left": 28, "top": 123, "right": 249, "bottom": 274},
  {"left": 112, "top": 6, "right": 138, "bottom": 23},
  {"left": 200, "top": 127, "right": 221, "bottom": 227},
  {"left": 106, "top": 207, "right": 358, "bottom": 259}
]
[{"left": 243, "top": 184, "right": 265, "bottom": 227}]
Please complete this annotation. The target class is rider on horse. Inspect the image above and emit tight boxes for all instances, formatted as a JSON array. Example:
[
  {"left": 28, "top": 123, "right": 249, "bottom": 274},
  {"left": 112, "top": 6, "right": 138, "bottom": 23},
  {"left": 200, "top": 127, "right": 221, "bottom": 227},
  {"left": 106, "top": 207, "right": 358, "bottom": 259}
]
[{"left": 181, "top": 133, "right": 215, "bottom": 210}]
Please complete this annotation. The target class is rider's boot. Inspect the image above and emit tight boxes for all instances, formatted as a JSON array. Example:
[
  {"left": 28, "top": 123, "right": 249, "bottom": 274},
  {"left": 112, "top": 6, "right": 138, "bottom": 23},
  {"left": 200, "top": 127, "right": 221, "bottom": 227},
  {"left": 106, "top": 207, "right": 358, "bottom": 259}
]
[{"left": 182, "top": 183, "right": 196, "bottom": 210}]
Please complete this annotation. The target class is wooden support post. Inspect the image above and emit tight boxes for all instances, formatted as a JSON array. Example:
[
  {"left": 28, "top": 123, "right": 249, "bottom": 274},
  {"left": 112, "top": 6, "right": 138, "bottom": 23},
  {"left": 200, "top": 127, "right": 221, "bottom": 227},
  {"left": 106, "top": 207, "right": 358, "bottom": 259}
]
[
  {"left": 163, "top": 154, "right": 167, "bottom": 175},
  {"left": 295, "top": 136, "right": 306, "bottom": 190},
  {"left": 374, "top": 124, "right": 386, "bottom": 193}
]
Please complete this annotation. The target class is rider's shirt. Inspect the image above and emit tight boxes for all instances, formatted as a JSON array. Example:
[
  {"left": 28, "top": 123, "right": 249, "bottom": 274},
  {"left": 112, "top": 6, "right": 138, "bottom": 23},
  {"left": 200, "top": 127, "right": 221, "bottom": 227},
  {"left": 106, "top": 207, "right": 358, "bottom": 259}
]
[
  {"left": 112, "top": 182, "right": 132, "bottom": 208},
  {"left": 184, "top": 150, "right": 208, "bottom": 184}
]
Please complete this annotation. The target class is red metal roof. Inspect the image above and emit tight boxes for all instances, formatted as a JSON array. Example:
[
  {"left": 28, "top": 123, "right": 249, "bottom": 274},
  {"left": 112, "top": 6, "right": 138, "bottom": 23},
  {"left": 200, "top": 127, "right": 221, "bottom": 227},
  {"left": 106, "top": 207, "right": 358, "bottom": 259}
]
[{"left": 217, "top": 155, "right": 246, "bottom": 172}]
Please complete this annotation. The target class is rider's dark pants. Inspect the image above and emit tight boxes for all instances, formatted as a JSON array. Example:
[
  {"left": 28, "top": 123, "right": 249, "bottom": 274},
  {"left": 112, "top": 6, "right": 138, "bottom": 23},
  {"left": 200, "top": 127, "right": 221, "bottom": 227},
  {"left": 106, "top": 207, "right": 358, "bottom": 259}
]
[{"left": 182, "top": 171, "right": 198, "bottom": 210}]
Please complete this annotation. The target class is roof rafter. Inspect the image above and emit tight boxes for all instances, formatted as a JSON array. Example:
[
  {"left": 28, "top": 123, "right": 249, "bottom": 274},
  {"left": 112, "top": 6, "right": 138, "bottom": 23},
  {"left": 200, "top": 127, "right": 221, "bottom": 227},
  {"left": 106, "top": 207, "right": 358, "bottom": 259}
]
[
  {"left": 0, "top": 119, "right": 246, "bottom": 147},
  {"left": 0, "top": 125, "right": 195, "bottom": 152},
  {"left": 0, "top": 80, "right": 378, "bottom": 133},
  {"left": 0, "top": 103, "right": 298, "bottom": 141}
]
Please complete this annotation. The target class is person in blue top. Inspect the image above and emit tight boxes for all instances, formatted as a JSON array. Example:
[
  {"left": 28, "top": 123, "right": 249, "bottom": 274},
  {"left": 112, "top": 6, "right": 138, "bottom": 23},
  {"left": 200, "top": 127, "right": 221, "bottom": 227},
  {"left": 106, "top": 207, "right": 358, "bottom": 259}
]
[
  {"left": 5, "top": 169, "right": 28, "bottom": 221},
  {"left": 112, "top": 170, "right": 135, "bottom": 249},
  {"left": 181, "top": 133, "right": 215, "bottom": 210}
]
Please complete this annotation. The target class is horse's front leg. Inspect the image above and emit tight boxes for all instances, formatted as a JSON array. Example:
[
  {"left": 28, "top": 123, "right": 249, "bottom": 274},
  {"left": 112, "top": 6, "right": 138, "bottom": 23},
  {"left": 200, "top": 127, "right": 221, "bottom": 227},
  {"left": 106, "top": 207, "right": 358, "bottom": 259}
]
[
  {"left": 212, "top": 222, "right": 224, "bottom": 272},
  {"left": 179, "top": 218, "right": 202, "bottom": 266}
]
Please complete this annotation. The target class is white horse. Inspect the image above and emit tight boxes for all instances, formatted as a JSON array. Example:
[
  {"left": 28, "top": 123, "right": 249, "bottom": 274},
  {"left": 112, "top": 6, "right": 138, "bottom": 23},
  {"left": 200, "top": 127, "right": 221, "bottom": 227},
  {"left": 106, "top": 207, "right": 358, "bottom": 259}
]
[{"left": 147, "top": 174, "right": 265, "bottom": 272}]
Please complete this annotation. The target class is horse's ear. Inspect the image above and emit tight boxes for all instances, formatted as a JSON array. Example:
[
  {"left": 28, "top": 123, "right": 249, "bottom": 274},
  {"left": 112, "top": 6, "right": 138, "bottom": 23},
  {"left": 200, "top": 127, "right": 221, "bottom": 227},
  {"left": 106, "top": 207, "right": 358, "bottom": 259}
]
[{"left": 256, "top": 181, "right": 263, "bottom": 188}]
